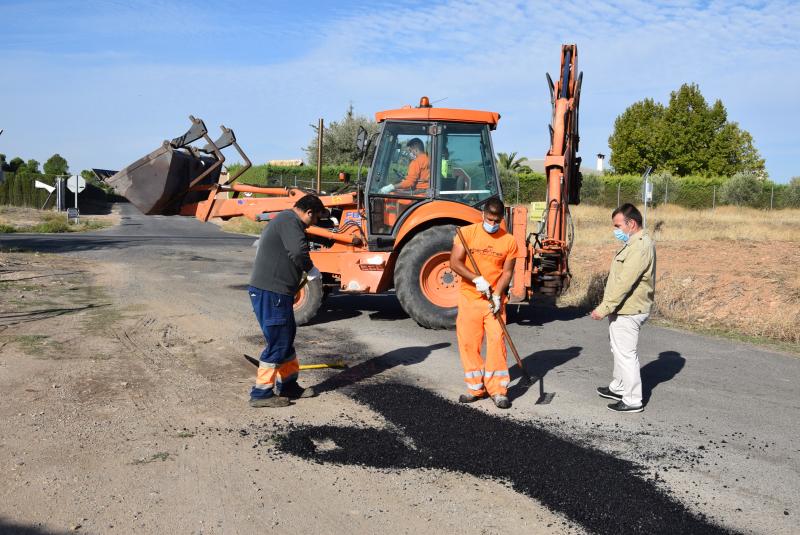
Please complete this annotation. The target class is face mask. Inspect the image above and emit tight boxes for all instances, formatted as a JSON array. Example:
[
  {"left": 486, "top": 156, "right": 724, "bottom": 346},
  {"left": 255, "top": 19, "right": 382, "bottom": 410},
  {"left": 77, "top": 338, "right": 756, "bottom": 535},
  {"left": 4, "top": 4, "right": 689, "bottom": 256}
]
[
  {"left": 483, "top": 221, "right": 500, "bottom": 234},
  {"left": 614, "top": 228, "right": 629, "bottom": 243}
]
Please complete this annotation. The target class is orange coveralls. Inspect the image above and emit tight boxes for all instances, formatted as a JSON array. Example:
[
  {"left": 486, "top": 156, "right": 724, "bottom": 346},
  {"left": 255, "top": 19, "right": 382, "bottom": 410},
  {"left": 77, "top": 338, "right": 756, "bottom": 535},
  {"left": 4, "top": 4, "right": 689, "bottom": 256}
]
[
  {"left": 397, "top": 152, "right": 430, "bottom": 190},
  {"left": 454, "top": 223, "right": 518, "bottom": 397}
]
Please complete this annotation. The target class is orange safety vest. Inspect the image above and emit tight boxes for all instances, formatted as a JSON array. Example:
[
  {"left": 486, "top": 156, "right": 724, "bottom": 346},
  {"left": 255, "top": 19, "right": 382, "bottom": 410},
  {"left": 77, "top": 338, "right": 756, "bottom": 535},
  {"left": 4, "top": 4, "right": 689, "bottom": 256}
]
[{"left": 398, "top": 152, "right": 430, "bottom": 190}]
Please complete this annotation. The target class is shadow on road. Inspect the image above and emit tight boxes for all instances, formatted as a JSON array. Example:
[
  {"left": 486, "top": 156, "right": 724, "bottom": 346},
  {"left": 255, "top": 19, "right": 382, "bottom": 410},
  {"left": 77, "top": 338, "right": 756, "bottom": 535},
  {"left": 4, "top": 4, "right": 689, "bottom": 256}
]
[
  {"left": 641, "top": 350, "right": 685, "bottom": 405},
  {"left": 510, "top": 301, "right": 588, "bottom": 327},
  {"left": 0, "top": 519, "right": 72, "bottom": 534},
  {"left": 314, "top": 342, "right": 450, "bottom": 394},
  {"left": 508, "top": 345, "right": 583, "bottom": 402}
]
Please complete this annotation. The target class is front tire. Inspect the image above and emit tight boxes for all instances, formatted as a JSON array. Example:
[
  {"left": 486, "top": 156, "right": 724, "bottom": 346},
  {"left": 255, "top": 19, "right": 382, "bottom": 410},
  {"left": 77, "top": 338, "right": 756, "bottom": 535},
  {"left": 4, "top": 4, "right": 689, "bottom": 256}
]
[
  {"left": 395, "top": 225, "right": 461, "bottom": 330},
  {"left": 293, "top": 277, "right": 323, "bottom": 325}
]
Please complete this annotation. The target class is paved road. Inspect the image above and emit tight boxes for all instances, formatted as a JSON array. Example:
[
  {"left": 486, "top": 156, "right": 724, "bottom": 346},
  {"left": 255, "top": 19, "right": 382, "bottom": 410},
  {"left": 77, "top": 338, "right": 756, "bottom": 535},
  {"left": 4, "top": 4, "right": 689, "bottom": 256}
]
[{"left": 3, "top": 204, "right": 798, "bottom": 533}]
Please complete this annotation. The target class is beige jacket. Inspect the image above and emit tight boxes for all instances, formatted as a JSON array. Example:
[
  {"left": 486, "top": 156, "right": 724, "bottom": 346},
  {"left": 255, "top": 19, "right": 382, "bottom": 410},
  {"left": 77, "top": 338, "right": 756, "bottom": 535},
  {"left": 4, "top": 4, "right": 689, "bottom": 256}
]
[{"left": 596, "top": 230, "right": 656, "bottom": 317}]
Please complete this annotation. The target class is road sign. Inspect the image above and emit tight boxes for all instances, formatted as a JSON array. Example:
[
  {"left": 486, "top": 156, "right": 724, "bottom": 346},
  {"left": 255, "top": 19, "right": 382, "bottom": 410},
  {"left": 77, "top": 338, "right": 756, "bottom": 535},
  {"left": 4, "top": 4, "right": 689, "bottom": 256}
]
[
  {"left": 34, "top": 180, "right": 55, "bottom": 193},
  {"left": 66, "top": 175, "right": 86, "bottom": 193},
  {"left": 67, "top": 208, "right": 80, "bottom": 223}
]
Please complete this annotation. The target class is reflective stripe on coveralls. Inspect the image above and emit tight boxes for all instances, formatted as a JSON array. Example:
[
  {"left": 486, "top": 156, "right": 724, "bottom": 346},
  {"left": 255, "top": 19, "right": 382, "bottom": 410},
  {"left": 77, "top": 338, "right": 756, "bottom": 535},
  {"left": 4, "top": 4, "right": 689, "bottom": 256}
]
[
  {"left": 454, "top": 223, "right": 518, "bottom": 397},
  {"left": 456, "top": 293, "right": 508, "bottom": 397}
]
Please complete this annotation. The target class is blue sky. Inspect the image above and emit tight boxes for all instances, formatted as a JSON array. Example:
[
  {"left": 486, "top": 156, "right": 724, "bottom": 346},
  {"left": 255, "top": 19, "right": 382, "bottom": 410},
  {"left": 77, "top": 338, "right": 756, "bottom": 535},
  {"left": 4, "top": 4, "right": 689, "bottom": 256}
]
[{"left": 1, "top": 0, "right": 798, "bottom": 182}]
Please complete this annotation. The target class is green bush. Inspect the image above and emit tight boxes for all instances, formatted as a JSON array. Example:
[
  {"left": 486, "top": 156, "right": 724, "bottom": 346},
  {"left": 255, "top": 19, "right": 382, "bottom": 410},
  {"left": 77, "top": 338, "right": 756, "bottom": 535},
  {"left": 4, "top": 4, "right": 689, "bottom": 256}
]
[
  {"left": 784, "top": 177, "right": 800, "bottom": 208},
  {"left": 721, "top": 172, "right": 761, "bottom": 207},
  {"left": 228, "top": 163, "right": 362, "bottom": 192}
]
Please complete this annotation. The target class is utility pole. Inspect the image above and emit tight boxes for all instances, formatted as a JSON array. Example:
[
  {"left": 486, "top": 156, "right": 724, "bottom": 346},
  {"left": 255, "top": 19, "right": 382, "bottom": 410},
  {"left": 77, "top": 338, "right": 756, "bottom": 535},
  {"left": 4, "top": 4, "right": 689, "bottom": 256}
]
[{"left": 316, "top": 118, "right": 324, "bottom": 193}]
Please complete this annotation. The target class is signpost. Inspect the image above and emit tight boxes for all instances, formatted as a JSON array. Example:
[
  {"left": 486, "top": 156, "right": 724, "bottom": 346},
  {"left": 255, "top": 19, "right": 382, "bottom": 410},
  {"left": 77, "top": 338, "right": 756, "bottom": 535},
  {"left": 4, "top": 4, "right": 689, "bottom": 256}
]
[
  {"left": 641, "top": 166, "right": 653, "bottom": 230},
  {"left": 66, "top": 175, "right": 86, "bottom": 223},
  {"left": 34, "top": 180, "right": 56, "bottom": 210}
]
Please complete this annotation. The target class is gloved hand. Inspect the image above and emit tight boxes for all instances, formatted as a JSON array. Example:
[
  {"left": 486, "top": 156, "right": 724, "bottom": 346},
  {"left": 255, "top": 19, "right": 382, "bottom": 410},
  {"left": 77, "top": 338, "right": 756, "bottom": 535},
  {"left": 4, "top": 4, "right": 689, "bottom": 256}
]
[
  {"left": 489, "top": 294, "right": 502, "bottom": 314},
  {"left": 306, "top": 266, "right": 321, "bottom": 280},
  {"left": 379, "top": 184, "right": 395, "bottom": 194},
  {"left": 472, "top": 276, "right": 491, "bottom": 294}
]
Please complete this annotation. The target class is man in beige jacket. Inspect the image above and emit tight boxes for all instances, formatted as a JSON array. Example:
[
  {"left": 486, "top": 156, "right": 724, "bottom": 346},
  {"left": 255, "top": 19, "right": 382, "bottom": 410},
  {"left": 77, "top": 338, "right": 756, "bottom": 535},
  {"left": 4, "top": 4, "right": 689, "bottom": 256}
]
[{"left": 591, "top": 203, "right": 656, "bottom": 413}]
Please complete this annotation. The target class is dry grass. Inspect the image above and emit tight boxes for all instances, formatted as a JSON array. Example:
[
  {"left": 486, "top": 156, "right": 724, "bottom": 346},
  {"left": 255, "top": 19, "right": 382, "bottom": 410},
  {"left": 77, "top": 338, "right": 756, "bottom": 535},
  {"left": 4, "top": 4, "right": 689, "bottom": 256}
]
[
  {"left": 0, "top": 206, "right": 112, "bottom": 233},
  {"left": 557, "top": 205, "right": 800, "bottom": 351},
  {"left": 565, "top": 204, "right": 800, "bottom": 246},
  {"left": 215, "top": 216, "right": 265, "bottom": 236}
]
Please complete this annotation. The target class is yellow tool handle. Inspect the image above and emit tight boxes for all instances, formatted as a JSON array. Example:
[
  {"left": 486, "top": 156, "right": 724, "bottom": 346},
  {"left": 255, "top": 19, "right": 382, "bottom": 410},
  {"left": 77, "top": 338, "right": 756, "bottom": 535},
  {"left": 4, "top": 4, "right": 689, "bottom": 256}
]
[{"left": 299, "top": 360, "right": 346, "bottom": 370}]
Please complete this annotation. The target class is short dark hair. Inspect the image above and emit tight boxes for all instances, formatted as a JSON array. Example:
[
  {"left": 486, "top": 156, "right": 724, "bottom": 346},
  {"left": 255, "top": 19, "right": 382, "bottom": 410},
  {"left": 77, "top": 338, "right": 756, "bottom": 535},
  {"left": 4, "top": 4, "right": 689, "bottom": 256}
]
[
  {"left": 612, "top": 203, "right": 642, "bottom": 226},
  {"left": 295, "top": 194, "right": 326, "bottom": 214},
  {"left": 407, "top": 138, "right": 425, "bottom": 152},
  {"left": 483, "top": 197, "right": 505, "bottom": 216}
]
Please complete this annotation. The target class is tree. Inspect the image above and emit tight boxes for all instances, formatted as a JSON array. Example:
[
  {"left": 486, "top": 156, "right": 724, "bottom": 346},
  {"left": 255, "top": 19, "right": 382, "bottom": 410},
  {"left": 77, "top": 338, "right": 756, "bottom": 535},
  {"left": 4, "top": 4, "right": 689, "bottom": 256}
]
[
  {"left": 785, "top": 176, "right": 800, "bottom": 208},
  {"left": 608, "top": 98, "right": 665, "bottom": 174},
  {"left": 17, "top": 159, "right": 41, "bottom": 175},
  {"left": 608, "top": 84, "right": 766, "bottom": 177},
  {"left": 8, "top": 157, "right": 24, "bottom": 173},
  {"left": 721, "top": 171, "right": 761, "bottom": 206},
  {"left": 496, "top": 152, "right": 526, "bottom": 171},
  {"left": 305, "top": 104, "right": 379, "bottom": 165},
  {"left": 44, "top": 153, "right": 69, "bottom": 176}
]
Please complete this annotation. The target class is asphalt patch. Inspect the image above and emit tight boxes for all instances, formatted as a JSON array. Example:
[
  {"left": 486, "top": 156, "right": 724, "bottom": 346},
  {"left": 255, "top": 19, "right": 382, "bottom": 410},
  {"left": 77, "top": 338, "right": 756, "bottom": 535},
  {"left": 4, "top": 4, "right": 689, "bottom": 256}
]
[{"left": 276, "top": 382, "right": 737, "bottom": 534}]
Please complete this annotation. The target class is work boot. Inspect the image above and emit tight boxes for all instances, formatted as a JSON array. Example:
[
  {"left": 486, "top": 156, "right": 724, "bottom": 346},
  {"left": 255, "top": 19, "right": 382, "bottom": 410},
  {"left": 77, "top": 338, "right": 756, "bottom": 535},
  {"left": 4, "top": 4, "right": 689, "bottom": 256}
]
[
  {"left": 276, "top": 382, "right": 317, "bottom": 399},
  {"left": 492, "top": 395, "right": 511, "bottom": 409},
  {"left": 249, "top": 396, "right": 291, "bottom": 408},
  {"left": 596, "top": 386, "right": 623, "bottom": 401},
  {"left": 458, "top": 393, "right": 487, "bottom": 403}
]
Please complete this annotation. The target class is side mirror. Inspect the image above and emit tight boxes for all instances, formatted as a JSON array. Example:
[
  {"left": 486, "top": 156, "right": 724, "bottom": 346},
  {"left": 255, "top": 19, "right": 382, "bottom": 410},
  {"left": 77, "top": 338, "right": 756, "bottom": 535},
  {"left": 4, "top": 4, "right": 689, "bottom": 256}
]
[{"left": 356, "top": 126, "right": 367, "bottom": 154}]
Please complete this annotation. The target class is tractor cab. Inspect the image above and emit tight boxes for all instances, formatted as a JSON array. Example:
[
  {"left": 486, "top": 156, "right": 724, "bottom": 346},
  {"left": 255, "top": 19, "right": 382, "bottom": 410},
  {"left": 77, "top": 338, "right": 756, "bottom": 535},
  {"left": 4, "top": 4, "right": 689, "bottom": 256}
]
[{"left": 364, "top": 98, "right": 502, "bottom": 237}]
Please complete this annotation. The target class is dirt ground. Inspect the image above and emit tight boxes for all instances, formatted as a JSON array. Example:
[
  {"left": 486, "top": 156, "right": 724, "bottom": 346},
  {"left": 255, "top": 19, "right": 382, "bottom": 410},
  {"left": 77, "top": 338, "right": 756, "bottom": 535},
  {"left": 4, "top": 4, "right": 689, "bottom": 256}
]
[
  {"left": 561, "top": 240, "right": 800, "bottom": 350},
  {"left": 0, "top": 251, "right": 577, "bottom": 534}
]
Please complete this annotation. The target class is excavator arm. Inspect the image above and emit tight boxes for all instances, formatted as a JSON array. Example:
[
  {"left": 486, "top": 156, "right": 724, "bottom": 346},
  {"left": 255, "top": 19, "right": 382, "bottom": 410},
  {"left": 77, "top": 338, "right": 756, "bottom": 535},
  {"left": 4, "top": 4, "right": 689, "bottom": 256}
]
[{"left": 536, "top": 44, "right": 582, "bottom": 296}]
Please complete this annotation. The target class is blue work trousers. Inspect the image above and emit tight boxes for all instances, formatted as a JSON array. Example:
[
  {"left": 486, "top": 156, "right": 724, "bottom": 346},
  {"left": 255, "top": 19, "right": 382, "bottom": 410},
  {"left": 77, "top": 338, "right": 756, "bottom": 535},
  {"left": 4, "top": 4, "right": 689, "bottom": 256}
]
[{"left": 248, "top": 286, "right": 299, "bottom": 399}]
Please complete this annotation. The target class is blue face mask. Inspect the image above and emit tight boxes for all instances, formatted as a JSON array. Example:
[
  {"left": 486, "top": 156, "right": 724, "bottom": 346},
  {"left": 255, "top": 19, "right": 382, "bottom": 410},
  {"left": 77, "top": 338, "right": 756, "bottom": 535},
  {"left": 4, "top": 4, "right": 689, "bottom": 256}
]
[
  {"left": 483, "top": 221, "right": 500, "bottom": 234},
  {"left": 614, "top": 228, "right": 629, "bottom": 243}
]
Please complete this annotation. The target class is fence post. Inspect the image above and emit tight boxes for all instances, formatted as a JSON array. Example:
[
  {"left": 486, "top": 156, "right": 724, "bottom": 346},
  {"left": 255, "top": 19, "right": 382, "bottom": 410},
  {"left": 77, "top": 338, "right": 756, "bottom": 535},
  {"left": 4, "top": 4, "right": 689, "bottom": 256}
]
[
  {"left": 617, "top": 183, "right": 621, "bottom": 206},
  {"left": 712, "top": 185, "right": 716, "bottom": 210},
  {"left": 665, "top": 179, "right": 669, "bottom": 205},
  {"left": 770, "top": 184, "right": 774, "bottom": 210}
]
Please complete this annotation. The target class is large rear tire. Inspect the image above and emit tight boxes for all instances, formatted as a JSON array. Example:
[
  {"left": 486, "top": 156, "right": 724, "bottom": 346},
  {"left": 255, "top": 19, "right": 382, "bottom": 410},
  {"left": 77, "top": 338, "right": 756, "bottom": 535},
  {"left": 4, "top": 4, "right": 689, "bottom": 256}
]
[
  {"left": 293, "top": 277, "right": 323, "bottom": 326},
  {"left": 395, "top": 225, "right": 461, "bottom": 330}
]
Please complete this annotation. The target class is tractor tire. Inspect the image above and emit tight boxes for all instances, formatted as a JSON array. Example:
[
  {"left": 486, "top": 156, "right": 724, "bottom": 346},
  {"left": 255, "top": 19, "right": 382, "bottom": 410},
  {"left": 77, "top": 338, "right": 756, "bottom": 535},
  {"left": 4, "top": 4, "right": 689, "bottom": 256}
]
[
  {"left": 395, "top": 225, "right": 461, "bottom": 330},
  {"left": 293, "top": 277, "right": 323, "bottom": 326}
]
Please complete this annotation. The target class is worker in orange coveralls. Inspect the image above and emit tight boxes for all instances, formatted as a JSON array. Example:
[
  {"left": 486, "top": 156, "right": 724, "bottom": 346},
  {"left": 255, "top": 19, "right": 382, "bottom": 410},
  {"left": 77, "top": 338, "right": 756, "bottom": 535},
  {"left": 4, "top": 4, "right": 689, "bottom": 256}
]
[
  {"left": 449, "top": 197, "right": 518, "bottom": 409},
  {"left": 379, "top": 138, "right": 430, "bottom": 193}
]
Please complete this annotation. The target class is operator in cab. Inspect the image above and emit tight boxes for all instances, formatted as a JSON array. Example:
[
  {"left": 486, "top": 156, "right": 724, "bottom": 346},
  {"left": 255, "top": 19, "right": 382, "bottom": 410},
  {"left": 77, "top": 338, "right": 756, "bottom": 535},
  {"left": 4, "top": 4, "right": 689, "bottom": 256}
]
[
  {"left": 379, "top": 137, "right": 430, "bottom": 194},
  {"left": 449, "top": 197, "right": 518, "bottom": 409}
]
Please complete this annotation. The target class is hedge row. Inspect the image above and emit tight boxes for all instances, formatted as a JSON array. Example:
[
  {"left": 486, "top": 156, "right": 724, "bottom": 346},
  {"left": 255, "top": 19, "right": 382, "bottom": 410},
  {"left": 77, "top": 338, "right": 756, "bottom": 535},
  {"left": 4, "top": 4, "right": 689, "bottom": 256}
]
[
  {"left": 501, "top": 172, "right": 798, "bottom": 209},
  {"left": 0, "top": 173, "right": 56, "bottom": 208},
  {"left": 229, "top": 163, "right": 363, "bottom": 192}
]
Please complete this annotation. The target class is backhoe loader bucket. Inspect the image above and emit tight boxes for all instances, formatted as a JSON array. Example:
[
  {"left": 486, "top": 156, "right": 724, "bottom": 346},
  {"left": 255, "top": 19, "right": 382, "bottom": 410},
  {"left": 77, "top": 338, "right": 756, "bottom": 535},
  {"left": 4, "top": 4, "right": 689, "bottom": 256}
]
[{"left": 106, "top": 116, "right": 224, "bottom": 215}]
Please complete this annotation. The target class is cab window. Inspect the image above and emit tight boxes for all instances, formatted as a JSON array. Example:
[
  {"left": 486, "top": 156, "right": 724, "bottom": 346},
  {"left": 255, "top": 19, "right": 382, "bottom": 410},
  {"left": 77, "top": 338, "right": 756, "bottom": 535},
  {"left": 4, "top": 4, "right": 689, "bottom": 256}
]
[{"left": 436, "top": 123, "right": 498, "bottom": 205}]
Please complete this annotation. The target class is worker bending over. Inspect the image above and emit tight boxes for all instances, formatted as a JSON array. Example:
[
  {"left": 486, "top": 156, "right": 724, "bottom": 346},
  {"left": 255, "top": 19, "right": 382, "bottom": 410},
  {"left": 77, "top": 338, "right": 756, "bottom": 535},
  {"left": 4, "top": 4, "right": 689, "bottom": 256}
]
[
  {"left": 450, "top": 197, "right": 518, "bottom": 409},
  {"left": 247, "top": 194, "right": 327, "bottom": 408},
  {"left": 379, "top": 138, "right": 430, "bottom": 193}
]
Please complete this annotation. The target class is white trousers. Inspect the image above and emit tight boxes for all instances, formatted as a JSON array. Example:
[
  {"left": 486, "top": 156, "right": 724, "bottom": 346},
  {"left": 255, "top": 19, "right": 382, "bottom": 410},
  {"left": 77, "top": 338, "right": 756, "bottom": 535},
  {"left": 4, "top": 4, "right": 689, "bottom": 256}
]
[{"left": 608, "top": 313, "right": 649, "bottom": 407}]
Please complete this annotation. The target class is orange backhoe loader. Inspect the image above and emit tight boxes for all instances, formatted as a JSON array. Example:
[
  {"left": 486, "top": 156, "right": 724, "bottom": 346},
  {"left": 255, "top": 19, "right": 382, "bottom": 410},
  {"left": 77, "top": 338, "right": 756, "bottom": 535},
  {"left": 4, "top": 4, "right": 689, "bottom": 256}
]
[{"left": 107, "top": 44, "right": 583, "bottom": 329}]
